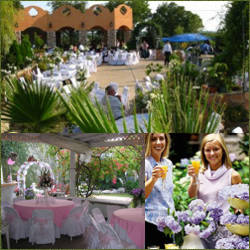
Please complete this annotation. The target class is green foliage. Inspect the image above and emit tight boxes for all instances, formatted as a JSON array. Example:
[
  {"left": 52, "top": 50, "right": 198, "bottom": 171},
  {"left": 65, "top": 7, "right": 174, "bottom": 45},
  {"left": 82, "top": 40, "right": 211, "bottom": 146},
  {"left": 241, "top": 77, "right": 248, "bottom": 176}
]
[
  {"left": 232, "top": 157, "right": 249, "bottom": 184},
  {"left": 2, "top": 77, "right": 65, "bottom": 132},
  {"left": 151, "top": 2, "right": 203, "bottom": 37},
  {"left": 20, "top": 34, "right": 33, "bottom": 59},
  {"left": 239, "top": 134, "right": 249, "bottom": 155},
  {"left": 48, "top": 1, "right": 86, "bottom": 13},
  {"left": 1, "top": 141, "right": 29, "bottom": 181},
  {"left": 215, "top": 1, "right": 249, "bottom": 76},
  {"left": 173, "top": 166, "right": 194, "bottom": 211},
  {"left": 34, "top": 32, "right": 45, "bottom": 49},
  {"left": 145, "top": 63, "right": 163, "bottom": 76},
  {"left": 105, "top": 0, "right": 151, "bottom": 25},
  {"left": 76, "top": 146, "right": 141, "bottom": 197},
  {"left": 146, "top": 62, "right": 225, "bottom": 133},
  {"left": 224, "top": 104, "right": 249, "bottom": 129},
  {"left": 6, "top": 40, "right": 23, "bottom": 68},
  {"left": 58, "top": 86, "right": 120, "bottom": 133},
  {"left": 0, "top": 1, "right": 16, "bottom": 57}
]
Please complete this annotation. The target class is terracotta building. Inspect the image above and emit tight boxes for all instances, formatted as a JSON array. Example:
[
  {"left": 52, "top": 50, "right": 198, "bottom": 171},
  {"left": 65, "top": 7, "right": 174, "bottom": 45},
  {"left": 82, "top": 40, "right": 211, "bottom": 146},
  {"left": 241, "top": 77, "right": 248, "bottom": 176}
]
[{"left": 14, "top": 4, "right": 133, "bottom": 48}]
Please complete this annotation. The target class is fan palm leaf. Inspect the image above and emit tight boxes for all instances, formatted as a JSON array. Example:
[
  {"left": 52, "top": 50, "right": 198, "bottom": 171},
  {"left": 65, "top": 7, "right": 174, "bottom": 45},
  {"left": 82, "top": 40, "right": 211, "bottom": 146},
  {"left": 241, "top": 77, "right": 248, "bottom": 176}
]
[{"left": 1, "top": 77, "right": 65, "bottom": 132}]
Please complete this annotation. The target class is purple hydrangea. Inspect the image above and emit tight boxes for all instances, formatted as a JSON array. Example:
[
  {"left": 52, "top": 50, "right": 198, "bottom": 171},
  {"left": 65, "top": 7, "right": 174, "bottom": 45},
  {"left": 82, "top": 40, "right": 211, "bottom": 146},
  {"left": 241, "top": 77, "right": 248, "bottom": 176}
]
[
  {"left": 165, "top": 216, "right": 182, "bottom": 234},
  {"left": 157, "top": 217, "right": 167, "bottom": 232},
  {"left": 184, "top": 224, "right": 200, "bottom": 235},
  {"left": 220, "top": 212, "right": 237, "bottom": 225},
  {"left": 206, "top": 203, "right": 224, "bottom": 222},
  {"left": 190, "top": 210, "right": 206, "bottom": 224},
  {"left": 131, "top": 188, "right": 144, "bottom": 197},
  {"left": 215, "top": 235, "right": 249, "bottom": 249},
  {"left": 218, "top": 184, "right": 249, "bottom": 201},
  {"left": 199, "top": 221, "right": 216, "bottom": 239},
  {"left": 188, "top": 199, "right": 205, "bottom": 212},
  {"left": 175, "top": 211, "right": 190, "bottom": 223},
  {"left": 236, "top": 214, "right": 249, "bottom": 224},
  {"left": 157, "top": 216, "right": 182, "bottom": 234}
]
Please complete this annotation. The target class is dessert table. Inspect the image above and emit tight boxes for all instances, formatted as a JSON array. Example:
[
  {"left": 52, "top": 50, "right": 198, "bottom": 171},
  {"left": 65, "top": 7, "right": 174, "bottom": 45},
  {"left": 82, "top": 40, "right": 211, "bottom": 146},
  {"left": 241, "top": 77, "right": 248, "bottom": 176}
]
[
  {"left": 13, "top": 199, "right": 74, "bottom": 227},
  {"left": 110, "top": 207, "right": 145, "bottom": 249}
]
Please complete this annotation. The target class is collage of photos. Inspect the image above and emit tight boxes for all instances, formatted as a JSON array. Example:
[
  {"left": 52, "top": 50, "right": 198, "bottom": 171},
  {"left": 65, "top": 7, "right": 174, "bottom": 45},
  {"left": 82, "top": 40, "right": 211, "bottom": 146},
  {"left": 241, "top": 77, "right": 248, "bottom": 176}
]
[{"left": 0, "top": 0, "right": 249, "bottom": 250}]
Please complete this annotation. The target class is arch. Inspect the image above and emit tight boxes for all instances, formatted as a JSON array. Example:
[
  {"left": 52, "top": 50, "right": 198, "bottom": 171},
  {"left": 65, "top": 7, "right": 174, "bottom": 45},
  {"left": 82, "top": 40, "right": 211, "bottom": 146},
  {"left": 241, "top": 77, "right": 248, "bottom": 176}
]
[
  {"left": 22, "top": 27, "right": 47, "bottom": 45},
  {"left": 17, "top": 161, "right": 55, "bottom": 191},
  {"left": 56, "top": 26, "right": 79, "bottom": 49},
  {"left": 87, "top": 26, "right": 108, "bottom": 49}
]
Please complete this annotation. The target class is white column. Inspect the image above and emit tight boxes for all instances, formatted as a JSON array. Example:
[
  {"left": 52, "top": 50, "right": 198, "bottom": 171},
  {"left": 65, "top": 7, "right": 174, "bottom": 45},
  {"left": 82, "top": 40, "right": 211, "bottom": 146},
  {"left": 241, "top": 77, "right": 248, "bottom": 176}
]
[{"left": 70, "top": 151, "right": 76, "bottom": 197}]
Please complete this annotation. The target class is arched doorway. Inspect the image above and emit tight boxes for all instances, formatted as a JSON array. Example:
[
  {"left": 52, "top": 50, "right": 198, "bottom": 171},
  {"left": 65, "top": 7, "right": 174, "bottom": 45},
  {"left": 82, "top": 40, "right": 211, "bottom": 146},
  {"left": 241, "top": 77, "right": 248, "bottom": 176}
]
[
  {"left": 87, "top": 26, "right": 107, "bottom": 50},
  {"left": 22, "top": 27, "right": 47, "bottom": 46},
  {"left": 56, "top": 27, "right": 79, "bottom": 49},
  {"left": 117, "top": 25, "right": 131, "bottom": 47}
]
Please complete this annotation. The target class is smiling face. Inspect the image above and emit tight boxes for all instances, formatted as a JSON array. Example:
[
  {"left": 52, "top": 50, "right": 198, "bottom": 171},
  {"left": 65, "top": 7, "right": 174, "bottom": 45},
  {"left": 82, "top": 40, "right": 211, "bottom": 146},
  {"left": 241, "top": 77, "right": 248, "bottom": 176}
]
[
  {"left": 204, "top": 140, "right": 224, "bottom": 169},
  {"left": 150, "top": 133, "right": 166, "bottom": 161}
]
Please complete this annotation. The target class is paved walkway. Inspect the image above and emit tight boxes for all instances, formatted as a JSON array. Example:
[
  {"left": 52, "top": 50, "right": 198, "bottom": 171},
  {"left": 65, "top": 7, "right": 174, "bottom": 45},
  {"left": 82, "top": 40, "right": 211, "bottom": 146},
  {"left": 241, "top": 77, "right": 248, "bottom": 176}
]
[{"left": 88, "top": 59, "right": 163, "bottom": 100}]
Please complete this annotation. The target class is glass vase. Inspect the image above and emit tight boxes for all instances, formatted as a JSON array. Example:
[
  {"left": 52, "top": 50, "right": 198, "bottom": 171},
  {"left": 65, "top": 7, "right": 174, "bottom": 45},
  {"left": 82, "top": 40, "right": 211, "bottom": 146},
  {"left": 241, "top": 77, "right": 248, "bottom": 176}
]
[{"left": 181, "top": 234, "right": 204, "bottom": 249}]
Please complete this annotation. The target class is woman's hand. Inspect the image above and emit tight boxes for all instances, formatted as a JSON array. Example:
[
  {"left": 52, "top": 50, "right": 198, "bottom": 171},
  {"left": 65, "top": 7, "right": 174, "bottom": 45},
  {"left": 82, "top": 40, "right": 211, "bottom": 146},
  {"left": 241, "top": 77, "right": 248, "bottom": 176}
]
[
  {"left": 187, "top": 164, "right": 197, "bottom": 179},
  {"left": 151, "top": 166, "right": 164, "bottom": 181}
]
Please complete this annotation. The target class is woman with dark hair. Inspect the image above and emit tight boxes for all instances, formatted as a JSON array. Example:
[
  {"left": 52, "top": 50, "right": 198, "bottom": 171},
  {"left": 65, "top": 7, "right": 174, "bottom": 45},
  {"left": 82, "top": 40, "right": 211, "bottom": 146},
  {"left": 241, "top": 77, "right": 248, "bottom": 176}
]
[
  {"left": 188, "top": 133, "right": 241, "bottom": 212},
  {"left": 145, "top": 133, "right": 174, "bottom": 249}
]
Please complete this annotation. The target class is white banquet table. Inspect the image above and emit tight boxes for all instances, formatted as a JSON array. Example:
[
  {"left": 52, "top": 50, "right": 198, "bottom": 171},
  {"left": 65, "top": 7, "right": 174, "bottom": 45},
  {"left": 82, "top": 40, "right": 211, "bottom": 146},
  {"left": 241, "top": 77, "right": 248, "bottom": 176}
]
[
  {"left": 13, "top": 199, "right": 74, "bottom": 227},
  {"left": 110, "top": 207, "right": 145, "bottom": 249}
]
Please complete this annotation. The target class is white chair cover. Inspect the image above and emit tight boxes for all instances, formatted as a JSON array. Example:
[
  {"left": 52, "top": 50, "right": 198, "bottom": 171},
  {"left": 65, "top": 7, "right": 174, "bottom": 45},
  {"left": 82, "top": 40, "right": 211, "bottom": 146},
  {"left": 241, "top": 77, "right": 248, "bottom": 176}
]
[
  {"left": 91, "top": 207, "right": 106, "bottom": 224},
  {"left": 29, "top": 209, "right": 55, "bottom": 245},
  {"left": 61, "top": 206, "right": 83, "bottom": 239},
  {"left": 72, "top": 197, "right": 82, "bottom": 207},
  {"left": 113, "top": 223, "right": 137, "bottom": 249},
  {"left": 121, "top": 86, "right": 129, "bottom": 110},
  {"left": 2, "top": 223, "right": 10, "bottom": 249},
  {"left": 106, "top": 205, "right": 120, "bottom": 223},
  {"left": 4, "top": 206, "right": 28, "bottom": 242},
  {"left": 83, "top": 213, "right": 101, "bottom": 249}
]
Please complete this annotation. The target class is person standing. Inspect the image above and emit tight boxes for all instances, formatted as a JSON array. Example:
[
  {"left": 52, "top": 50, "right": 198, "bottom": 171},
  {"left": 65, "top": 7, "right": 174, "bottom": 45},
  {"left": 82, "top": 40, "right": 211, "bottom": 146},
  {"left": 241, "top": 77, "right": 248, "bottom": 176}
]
[
  {"left": 188, "top": 133, "right": 241, "bottom": 212},
  {"left": 162, "top": 40, "right": 172, "bottom": 65},
  {"left": 145, "top": 133, "right": 174, "bottom": 249}
]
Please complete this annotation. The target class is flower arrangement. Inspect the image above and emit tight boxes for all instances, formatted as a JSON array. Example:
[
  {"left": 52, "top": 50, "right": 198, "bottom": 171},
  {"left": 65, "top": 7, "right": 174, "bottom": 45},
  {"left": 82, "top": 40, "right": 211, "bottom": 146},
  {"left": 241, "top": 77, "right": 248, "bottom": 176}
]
[
  {"left": 131, "top": 188, "right": 145, "bottom": 208},
  {"left": 25, "top": 188, "right": 35, "bottom": 200},
  {"left": 215, "top": 235, "right": 249, "bottom": 249},
  {"left": 157, "top": 199, "right": 223, "bottom": 247},
  {"left": 38, "top": 168, "right": 54, "bottom": 188}
]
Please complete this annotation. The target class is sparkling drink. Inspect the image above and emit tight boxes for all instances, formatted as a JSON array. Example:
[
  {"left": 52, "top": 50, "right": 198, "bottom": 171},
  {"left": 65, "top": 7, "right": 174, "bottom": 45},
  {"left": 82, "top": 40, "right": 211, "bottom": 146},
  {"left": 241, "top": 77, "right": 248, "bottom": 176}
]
[{"left": 161, "top": 165, "right": 168, "bottom": 190}]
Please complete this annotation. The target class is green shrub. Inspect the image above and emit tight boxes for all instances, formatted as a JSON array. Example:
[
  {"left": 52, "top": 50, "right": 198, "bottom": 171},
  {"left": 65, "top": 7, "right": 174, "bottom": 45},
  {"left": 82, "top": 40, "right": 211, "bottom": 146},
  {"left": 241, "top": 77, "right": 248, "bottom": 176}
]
[{"left": 34, "top": 32, "right": 45, "bottom": 49}]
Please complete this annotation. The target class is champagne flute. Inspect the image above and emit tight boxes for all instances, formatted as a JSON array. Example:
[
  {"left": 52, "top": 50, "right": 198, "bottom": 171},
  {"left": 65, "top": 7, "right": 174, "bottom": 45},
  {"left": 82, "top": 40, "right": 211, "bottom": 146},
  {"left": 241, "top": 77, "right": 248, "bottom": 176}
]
[{"left": 161, "top": 165, "right": 168, "bottom": 190}]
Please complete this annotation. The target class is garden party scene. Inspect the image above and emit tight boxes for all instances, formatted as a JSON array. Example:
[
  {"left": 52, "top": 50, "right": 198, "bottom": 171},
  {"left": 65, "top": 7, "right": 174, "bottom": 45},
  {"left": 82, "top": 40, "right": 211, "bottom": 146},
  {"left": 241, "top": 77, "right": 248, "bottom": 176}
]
[{"left": 0, "top": 1, "right": 249, "bottom": 133}]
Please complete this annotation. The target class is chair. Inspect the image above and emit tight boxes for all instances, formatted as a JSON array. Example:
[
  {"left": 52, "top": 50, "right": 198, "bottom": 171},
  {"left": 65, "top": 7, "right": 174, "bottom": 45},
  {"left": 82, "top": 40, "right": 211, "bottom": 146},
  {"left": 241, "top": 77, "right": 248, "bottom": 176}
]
[
  {"left": 91, "top": 207, "right": 106, "bottom": 224},
  {"left": 121, "top": 86, "right": 129, "bottom": 111},
  {"left": 29, "top": 209, "right": 55, "bottom": 245},
  {"left": 1, "top": 223, "right": 10, "bottom": 249},
  {"left": 72, "top": 197, "right": 82, "bottom": 207},
  {"left": 83, "top": 213, "right": 102, "bottom": 249},
  {"left": 4, "top": 206, "right": 28, "bottom": 242},
  {"left": 60, "top": 206, "right": 84, "bottom": 240}
]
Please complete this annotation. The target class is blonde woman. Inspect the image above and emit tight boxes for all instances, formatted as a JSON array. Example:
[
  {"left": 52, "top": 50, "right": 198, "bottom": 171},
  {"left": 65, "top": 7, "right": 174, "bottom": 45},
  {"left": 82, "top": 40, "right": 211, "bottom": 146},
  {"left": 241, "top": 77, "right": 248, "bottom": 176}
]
[
  {"left": 145, "top": 133, "right": 174, "bottom": 248},
  {"left": 188, "top": 134, "right": 241, "bottom": 211}
]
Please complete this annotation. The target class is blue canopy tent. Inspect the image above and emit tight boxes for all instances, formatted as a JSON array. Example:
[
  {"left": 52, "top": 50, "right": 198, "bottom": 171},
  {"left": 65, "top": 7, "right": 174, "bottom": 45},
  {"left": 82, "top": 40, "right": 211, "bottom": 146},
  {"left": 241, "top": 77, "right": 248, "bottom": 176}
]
[{"left": 162, "top": 33, "right": 211, "bottom": 43}]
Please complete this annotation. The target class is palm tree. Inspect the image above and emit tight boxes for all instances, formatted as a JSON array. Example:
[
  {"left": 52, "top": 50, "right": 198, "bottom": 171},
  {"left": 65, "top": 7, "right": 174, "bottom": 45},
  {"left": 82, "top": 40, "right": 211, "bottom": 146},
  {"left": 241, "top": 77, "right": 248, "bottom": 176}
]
[{"left": 2, "top": 77, "right": 65, "bottom": 132}]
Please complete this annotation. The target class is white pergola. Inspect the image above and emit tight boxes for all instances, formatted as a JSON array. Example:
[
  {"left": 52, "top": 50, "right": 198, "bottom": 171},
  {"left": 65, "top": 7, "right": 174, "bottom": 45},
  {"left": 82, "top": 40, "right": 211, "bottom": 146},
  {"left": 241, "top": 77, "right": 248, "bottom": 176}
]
[{"left": 2, "top": 133, "right": 145, "bottom": 196}]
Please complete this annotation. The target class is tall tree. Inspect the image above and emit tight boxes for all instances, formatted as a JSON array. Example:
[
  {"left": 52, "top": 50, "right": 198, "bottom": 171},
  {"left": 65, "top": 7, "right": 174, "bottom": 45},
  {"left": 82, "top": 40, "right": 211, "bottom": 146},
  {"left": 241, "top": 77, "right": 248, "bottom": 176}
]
[
  {"left": 48, "top": 1, "right": 86, "bottom": 13},
  {"left": 105, "top": 0, "right": 151, "bottom": 25},
  {"left": 151, "top": 2, "right": 203, "bottom": 37},
  {"left": 0, "top": 1, "right": 17, "bottom": 58},
  {"left": 215, "top": 1, "right": 249, "bottom": 77}
]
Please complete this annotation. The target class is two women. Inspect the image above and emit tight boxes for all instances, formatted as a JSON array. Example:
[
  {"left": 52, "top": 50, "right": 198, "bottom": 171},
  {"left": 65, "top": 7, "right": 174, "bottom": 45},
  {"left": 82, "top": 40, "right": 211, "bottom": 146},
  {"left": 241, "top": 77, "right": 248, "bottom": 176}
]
[{"left": 145, "top": 133, "right": 242, "bottom": 248}]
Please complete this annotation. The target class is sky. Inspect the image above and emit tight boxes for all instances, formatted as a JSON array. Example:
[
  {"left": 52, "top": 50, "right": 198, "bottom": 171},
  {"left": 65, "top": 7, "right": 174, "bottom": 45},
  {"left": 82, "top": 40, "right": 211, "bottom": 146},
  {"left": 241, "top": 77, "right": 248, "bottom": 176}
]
[{"left": 21, "top": 1, "right": 230, "bottom": 31}]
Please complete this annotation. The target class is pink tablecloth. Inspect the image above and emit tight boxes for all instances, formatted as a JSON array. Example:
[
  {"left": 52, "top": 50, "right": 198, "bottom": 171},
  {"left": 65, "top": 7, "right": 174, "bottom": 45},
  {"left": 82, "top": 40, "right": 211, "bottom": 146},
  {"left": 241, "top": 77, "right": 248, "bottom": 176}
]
[
  {"left": 110, "top": 207, "right": 145, "bottom": 249},
  {"left": 13, "top": 199, "right": 74, "bottom": 227}
]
